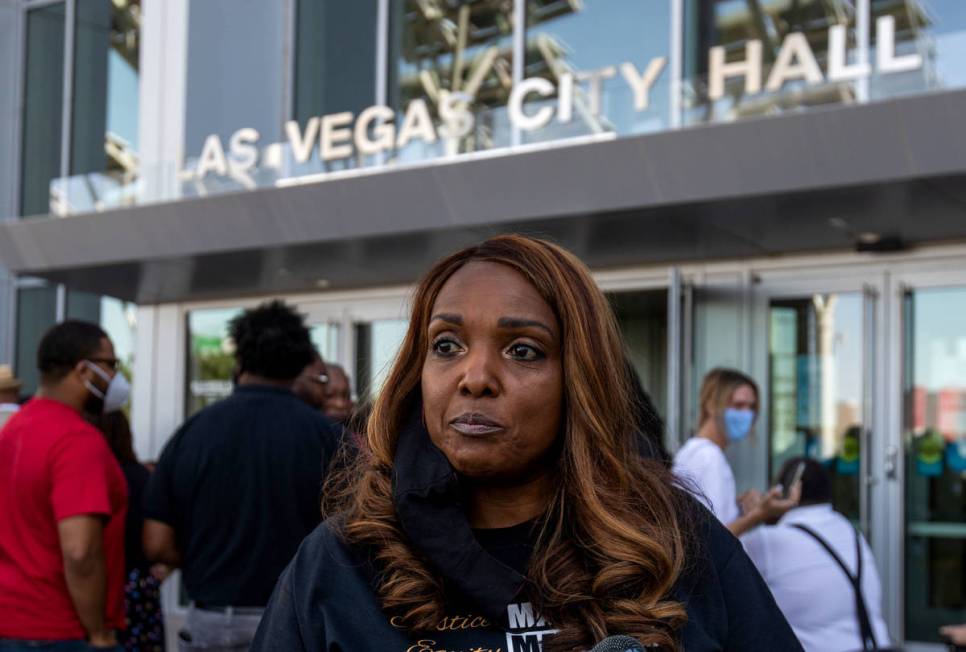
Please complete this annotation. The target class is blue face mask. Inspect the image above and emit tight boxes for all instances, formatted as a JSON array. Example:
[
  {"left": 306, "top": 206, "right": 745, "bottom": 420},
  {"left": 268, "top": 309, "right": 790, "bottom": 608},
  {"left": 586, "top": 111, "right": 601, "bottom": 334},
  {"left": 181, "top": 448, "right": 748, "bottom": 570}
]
[{"left": 724, "top": 408, "right": 755, "bottom": 442}]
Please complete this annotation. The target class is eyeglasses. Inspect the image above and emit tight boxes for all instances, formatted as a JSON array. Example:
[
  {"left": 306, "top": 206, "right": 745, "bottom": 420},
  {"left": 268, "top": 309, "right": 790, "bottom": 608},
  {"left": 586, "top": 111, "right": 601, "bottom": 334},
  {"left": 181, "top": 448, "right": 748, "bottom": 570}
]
[
  {"left": 89, "top": 357, "right": 120, "bottom": 371},
  {"left": 309, "top": 373, "right": 330, "bottom": 386}
]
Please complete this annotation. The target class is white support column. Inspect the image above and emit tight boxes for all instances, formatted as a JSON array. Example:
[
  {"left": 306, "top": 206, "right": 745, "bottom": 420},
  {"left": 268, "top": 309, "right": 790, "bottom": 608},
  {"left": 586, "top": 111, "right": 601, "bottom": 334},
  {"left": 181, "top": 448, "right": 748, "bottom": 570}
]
[
  {"left": 131, "top": 304, "right": 186, "bottom": 461},
  {"left": 139, "top": 0, "right": 189, "bottom": 204},
  {"left": 130, "top": 305, "right": 157, "bottom": 460}
]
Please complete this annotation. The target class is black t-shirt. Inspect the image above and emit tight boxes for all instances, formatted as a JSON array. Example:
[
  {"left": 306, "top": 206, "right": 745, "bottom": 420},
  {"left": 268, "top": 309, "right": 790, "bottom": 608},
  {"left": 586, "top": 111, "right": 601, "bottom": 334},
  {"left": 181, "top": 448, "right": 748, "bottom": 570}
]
[
  {"left": 142, "top": 384, "right": 340, "bottom": 607},
  {"left": 251, "top": 513, "right": 804, "bottom": 651},
  {"left": 473, "top": 520, "right": 534, "bottom": 577},
  {"left": 121, "top": 461, "right": 151, "bottom": 573}
]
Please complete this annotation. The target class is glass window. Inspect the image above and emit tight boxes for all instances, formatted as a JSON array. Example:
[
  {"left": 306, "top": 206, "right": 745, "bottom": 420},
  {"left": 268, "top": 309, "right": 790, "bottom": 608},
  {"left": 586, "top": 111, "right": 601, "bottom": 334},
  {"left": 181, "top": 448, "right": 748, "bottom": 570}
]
[
  {"left": 768, "top": 294, "right": 864, "bottom": 524},
  {"left": 290, "top": 0, "right": 378, "bottom": 174},
  {"left": 354, "top": 319, "right": 408, "bottom": 401},
  {"left": 294, "top": 1, "right": 377, "bottom": 124},
  {"left": 185, "top": 307, "right": 241, "bottom": 416},
  {"left": 683, "top": 0, "right": 860, "bottom": 126},
  {"left": 182, "top": 2, "right": 286, "bottom": 193},
  {"left": 20, "top": 3, "right": 66, "bottom": 218},
  {"left": 388, "top": 0, "right": 514, "bottom": 162},
  {"left": 57, "top": 0, "right": 140, "bottom": 214},
  {"left": 15, "top": 285, "right": 58, "bottom": 396},
  {"left": 903, "top": 287, "right": 966, "bottom": 643},
  {"left": 870, "top": 0, "right": 966, "bottom": 100},
  {"left": 524, "top": 0, "right": 672, "bottom": 144},
  {"left": 309, "top": 323, "right": 339, "bottom": 366},
  {"left": 608, "top": 290, "right": 669, "bottom": 420}
]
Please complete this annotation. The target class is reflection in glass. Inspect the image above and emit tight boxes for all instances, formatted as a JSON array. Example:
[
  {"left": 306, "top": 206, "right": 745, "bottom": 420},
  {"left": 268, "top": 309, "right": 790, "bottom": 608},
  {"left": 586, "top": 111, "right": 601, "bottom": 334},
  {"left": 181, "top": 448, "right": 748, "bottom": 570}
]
[
  {"left": 310, "top": 323, "right": 340, "bottom": 366},
  {"left": 683, "top": 0, "right": 860, "bottom": 125},
  {"left": 768, "top": 294, "right": 864, "bottom": 523},
  {"left": 354, "top": 319, "right": 408, "bottom": 402},
  {"left": 524, "top": 0, "right": 671, "bottom": 143},
  {"left": 185, "top": 308, "right": 242, "bottom": 416},
  {"left": 62, "top": 0, "right": 140, "bottom": 215},
  {"left": 870, "top": 0, "right": 966, "bottom": 99},
  {"left": 20, "top": 3, "right": 65, "bottom": 218},
  {"left": 388, "top": 0, "right": 514, "bottom": 161},
  {"left": 608, "top": 290, "right": 669, "bottom": 421},
  {"left": 295, "top": 1, "right": 377, "bottom": 124},
  {"left": 903, "top": 287, "right": 966, "bottom": 643},
  {"left": 291, "top": 1, "right": 378, "bottom": 175},
  {"left": 181, "top": 1, "right": 285, "bottom": 195}
]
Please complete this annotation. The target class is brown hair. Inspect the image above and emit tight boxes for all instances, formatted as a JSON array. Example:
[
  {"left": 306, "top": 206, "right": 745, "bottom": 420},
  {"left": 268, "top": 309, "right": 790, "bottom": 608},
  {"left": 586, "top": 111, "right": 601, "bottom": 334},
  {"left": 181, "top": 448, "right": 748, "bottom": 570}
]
[
  {"left": 87, "top": 411, "right": 138, "bottom": 465},
  {"left": 326, "top": 235, "right": 692, "bottom": 650},
  {"left": 697, "top": 367, "right": 759, "bottom": 429}
]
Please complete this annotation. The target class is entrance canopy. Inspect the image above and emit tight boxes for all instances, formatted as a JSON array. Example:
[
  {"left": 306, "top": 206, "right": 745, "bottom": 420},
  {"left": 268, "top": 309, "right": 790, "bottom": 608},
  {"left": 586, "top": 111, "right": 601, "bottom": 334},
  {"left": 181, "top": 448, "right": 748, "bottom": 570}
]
[{"left": 2, "top": 90, "right": 966, "bottom": 303}]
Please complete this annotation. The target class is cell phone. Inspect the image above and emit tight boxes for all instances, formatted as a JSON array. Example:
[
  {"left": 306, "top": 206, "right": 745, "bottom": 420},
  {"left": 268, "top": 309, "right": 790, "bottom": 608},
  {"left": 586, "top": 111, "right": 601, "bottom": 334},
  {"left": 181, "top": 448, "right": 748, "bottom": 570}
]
[{"left": 784, "top": 461, "right": 806, "bottom": 499}]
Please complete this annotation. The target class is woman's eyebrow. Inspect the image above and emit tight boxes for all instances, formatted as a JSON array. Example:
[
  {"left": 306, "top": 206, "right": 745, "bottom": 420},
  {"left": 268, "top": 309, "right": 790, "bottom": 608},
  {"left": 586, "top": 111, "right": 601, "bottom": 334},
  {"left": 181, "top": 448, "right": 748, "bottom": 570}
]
[
  {"left": 430, "top": 313, "right": 463, "bottom": 325},
  {"left": 497, "top": 316, "right": 554, "bottom": 336}
]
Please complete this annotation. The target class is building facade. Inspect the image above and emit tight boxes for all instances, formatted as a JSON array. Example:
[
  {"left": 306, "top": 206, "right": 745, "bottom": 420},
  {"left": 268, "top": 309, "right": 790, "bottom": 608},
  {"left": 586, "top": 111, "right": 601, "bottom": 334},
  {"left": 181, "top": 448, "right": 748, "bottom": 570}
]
[{"left": 1, "top": 1, "right": 966, "bottom": 648}]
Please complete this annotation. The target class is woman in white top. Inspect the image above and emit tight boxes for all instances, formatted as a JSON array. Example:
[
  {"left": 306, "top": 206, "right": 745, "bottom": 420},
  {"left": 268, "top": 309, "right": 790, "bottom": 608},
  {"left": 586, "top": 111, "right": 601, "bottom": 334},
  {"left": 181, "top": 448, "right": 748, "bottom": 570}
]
[
  {"left": 673, "top": 368, "right": 799, "bottom": 536},
  {"left": 743, "top": 458, "right": 891, "bottom": 652}
]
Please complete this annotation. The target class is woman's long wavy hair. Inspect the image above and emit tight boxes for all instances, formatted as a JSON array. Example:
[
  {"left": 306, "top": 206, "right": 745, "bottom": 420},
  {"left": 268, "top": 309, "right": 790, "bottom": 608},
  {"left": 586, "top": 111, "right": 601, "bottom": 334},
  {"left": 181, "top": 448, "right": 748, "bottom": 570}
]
[{"left": 326, "top": 234, "right": 693, "bottom": 650}]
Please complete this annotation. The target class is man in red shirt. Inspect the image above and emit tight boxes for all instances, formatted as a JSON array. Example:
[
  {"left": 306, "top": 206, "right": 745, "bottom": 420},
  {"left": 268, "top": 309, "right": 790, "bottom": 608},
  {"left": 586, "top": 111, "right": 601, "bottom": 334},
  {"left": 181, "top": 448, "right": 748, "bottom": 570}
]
[{"left": 0, "top": 320, "right": 129, "bottom": 650}]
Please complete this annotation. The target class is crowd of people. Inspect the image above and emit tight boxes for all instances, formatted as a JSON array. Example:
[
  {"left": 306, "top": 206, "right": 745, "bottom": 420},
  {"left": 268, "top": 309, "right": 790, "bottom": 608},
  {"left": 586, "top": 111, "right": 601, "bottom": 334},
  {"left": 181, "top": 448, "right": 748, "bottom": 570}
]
[
  {"left": 0, "top": 234, "right": 961, "bottom": 651},
  {"left": 0, "top": 303, "right": 353, "bottom": 651},
  {"left": 672, "top": 369, "right": 892, "bottom": 651}
]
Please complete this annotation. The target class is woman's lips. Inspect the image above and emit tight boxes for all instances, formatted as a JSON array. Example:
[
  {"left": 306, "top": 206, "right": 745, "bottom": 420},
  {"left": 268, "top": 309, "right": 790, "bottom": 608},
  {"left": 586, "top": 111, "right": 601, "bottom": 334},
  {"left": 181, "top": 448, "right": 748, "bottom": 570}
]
[{"left": 449, "top": 413, "right": 505, "bottom": 436}]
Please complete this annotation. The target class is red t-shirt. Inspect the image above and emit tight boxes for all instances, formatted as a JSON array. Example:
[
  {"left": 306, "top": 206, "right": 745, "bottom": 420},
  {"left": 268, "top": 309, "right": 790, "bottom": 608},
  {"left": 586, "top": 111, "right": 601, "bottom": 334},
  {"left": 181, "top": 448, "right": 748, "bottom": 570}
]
[{"left": 0, "top": 398, "right": 128, "bottom": 639}]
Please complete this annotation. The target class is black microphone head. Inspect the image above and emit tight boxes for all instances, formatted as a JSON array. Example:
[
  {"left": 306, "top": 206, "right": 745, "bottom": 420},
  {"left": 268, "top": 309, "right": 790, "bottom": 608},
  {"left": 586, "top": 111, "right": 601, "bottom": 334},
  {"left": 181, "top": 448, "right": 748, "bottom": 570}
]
[{"left": 589, "top": 635, "right": 645, "bottom": 652}]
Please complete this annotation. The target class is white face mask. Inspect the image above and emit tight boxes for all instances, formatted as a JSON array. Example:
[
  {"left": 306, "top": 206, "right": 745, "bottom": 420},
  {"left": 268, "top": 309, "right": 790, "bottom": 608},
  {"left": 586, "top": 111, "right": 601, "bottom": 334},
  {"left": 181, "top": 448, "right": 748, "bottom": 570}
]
[{"left": 83, "top": 361, "right": 131, "bottom": 414}]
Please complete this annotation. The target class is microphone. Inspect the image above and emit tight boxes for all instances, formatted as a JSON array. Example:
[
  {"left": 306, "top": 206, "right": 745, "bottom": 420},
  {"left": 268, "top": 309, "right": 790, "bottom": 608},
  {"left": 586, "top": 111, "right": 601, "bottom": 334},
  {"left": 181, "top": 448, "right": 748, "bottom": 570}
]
[{"left": 589, "top": 635, "right": 645, "bottom": 652}]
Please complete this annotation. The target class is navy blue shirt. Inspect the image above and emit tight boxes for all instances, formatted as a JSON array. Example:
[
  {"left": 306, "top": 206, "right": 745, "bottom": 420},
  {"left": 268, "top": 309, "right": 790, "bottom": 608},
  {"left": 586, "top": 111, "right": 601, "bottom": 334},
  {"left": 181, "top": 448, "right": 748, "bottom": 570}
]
[
  {"left": 252, "top": 513, "right": 803, "bottom": 651},
  {"left": 143, "top": 384, "right": 340, "bottom": 607}
]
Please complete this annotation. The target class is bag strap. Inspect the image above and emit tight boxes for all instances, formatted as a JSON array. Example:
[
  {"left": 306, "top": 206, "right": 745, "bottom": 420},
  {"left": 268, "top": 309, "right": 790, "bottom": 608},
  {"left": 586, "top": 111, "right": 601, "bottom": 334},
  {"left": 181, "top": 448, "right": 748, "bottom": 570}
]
[{"left": 790, "top": 523, "right": 879, "bottom": 651}]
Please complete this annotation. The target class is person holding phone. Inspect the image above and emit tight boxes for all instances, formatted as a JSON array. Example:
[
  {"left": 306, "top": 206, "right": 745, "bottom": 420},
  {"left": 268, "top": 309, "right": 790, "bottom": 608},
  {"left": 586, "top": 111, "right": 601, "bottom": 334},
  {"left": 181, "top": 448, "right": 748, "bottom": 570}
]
[
  {"left": 743, "top": 458, "right": 892, "bottom": 652},
  {"left": 673, "top": 368, "right": 800, "bottom": 537}
]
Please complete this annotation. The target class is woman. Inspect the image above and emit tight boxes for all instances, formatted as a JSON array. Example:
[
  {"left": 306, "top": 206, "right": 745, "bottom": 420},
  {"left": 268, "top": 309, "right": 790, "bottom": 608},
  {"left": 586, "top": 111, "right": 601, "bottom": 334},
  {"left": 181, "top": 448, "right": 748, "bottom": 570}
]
[
  {"left": 89, "top": 411, "right": 166, "bottom": 651},
  {"left": 743, "top": 458, "right": 891, "bottom": 652},
  {"left": 253, "top": 235, "right": 800, "bottom": 650},
  {"left": 673, "top": 369, "right": 798, "bottom": 537}
]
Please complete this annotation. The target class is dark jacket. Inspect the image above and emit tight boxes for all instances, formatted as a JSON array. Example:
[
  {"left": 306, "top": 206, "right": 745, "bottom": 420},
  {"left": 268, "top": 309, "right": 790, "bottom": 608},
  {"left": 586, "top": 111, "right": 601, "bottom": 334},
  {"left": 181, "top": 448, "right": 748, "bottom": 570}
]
[{"left": 252, "top": 411, "right": 802, "bottom": 651}]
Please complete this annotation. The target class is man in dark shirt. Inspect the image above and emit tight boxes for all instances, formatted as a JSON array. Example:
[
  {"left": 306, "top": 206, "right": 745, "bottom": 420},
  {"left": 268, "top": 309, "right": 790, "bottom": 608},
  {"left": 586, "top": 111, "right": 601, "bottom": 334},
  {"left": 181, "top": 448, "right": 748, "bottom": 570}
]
[{"left": 143, "top": 301, "right": 339, "bottom": 649}]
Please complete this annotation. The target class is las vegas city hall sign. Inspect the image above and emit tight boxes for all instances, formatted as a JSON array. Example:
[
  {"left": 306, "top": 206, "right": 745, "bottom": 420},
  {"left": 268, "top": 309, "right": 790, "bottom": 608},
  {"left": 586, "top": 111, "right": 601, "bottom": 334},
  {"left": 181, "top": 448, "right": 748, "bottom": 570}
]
[{"left": 188, "top": 16, "right": 922, "bottom": 180}]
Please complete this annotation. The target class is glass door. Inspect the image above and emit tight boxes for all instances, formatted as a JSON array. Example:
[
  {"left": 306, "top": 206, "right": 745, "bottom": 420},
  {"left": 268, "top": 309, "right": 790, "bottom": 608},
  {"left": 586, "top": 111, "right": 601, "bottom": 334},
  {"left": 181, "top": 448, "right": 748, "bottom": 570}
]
[
  {"left": 754, "top": 273, "right": 884, "bottom": 538},
  {"left": 768, "top": 291, "right": 870, "bottom": 526},
  {"left": 896, "top": 279, "right": 966, "bottom": 645},
  {"left": 298, "top": 292, "right": 410, "bottom": 406}
]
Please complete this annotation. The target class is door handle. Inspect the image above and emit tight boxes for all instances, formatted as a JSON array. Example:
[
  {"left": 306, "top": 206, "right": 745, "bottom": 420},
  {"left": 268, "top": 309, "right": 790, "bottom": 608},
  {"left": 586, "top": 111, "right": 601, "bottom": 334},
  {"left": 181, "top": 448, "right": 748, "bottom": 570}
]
[{"left": 884, "top": 445, "right": 900, "bottom": 481}]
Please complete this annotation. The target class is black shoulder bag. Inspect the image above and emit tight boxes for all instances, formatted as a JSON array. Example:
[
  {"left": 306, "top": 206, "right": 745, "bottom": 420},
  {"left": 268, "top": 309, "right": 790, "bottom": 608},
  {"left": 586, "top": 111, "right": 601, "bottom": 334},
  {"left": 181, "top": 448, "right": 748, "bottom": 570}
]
[{"left": 790, "top": 523, "right": 880, "bottom": 651}]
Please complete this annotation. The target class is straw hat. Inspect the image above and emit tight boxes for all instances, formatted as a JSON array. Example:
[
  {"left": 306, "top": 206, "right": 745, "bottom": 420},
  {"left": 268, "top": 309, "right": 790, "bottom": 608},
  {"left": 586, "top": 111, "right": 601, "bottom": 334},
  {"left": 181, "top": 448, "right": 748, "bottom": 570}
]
[{"left": 0, "top": 365, "right": 22, "bottom": 392}]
